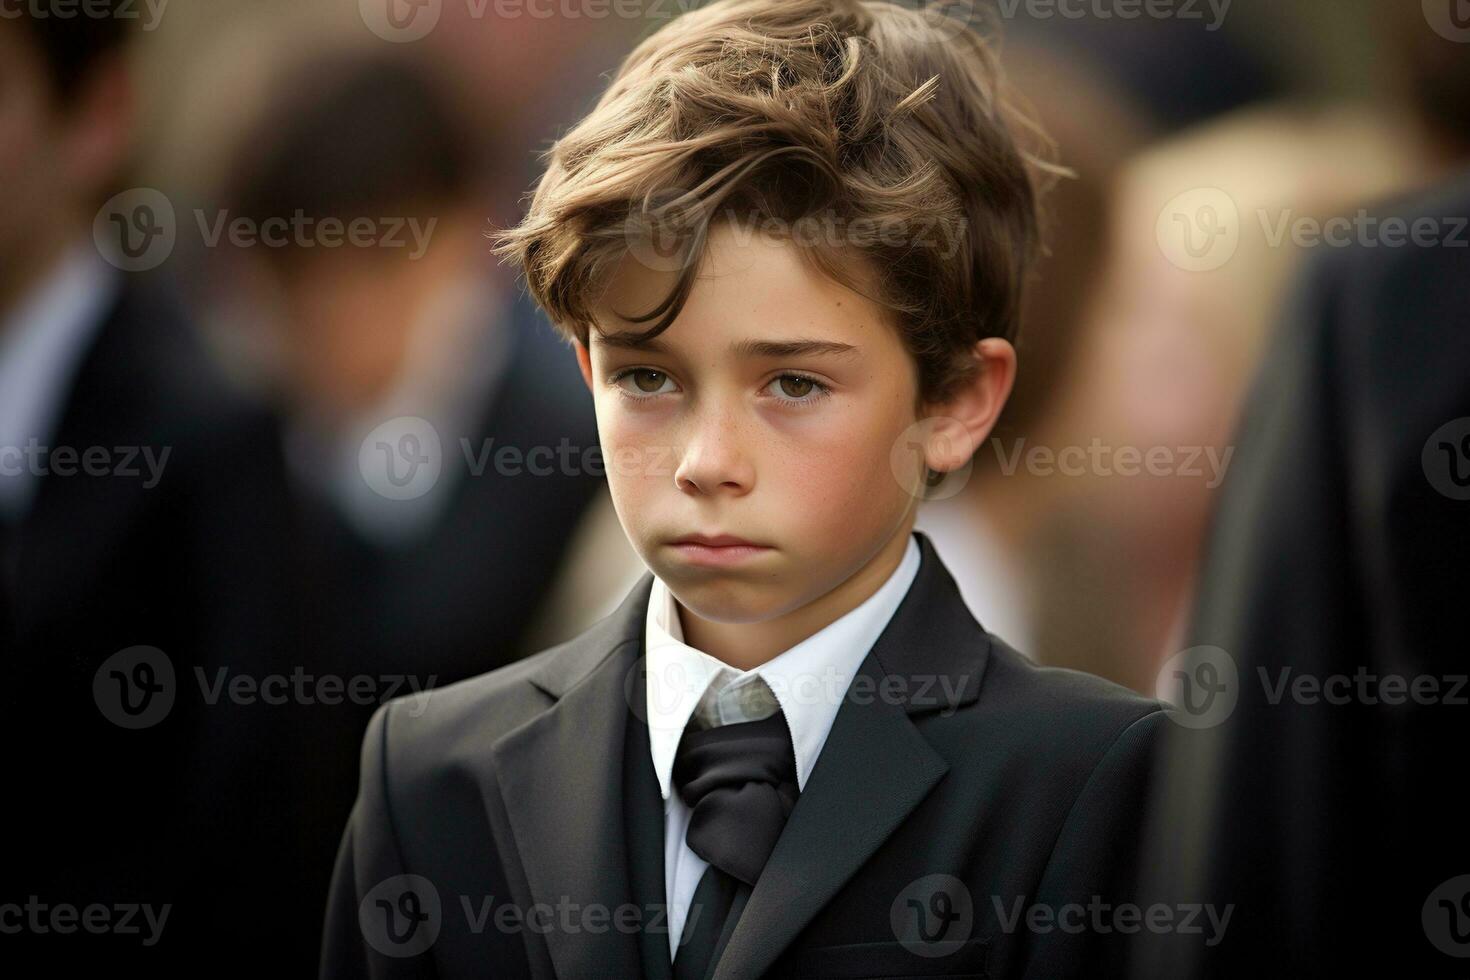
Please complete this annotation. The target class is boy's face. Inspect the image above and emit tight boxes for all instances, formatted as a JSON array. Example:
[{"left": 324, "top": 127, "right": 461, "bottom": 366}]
[{"left": 579, "top": 221, "right": 925, "bottom": 627}]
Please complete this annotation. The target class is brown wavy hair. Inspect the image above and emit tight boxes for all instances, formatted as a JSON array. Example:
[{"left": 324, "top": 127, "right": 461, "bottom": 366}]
[{"left": 492, "top": 0, "right": 1056, "bottom": 403}]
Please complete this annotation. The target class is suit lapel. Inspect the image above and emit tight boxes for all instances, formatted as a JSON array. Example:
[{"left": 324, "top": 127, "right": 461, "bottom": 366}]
[
  {"left": 488, "top": 571, "right": 655, "bottom": 978},
  {"left": 625, "top": 653, "right": 676, "bottom": 980},
  {"left": 712, "top": 532, "right": 990, "bottom": 980}
]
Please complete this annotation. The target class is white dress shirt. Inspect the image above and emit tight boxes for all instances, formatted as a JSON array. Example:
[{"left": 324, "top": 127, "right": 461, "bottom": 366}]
[
  {"left": 0, "top": 243, "right": 117, "bottom": 521},
  {"left": 644, "top": 532, "right": 922, "bottom": 958}
]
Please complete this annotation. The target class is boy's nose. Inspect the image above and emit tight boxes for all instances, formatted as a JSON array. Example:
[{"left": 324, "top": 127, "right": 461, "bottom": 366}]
[{"left": 673, "top": 413, "right": 755, "bottom": 497}]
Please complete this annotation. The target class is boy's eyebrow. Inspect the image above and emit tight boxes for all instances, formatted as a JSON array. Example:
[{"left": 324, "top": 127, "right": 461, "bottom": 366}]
[{"left": 594, "top": 333, "right": 859, "bottom": 359}]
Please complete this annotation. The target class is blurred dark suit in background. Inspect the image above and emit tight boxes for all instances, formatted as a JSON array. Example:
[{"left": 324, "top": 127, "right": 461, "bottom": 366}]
[
  {"left": 0, "top": 10, "right": 310, "bottom": 968},
  {"left": 277, "top": 290, "right": 605, "bottom": 948},
  {"left": 202, "top": 49, "right": 607, "bottom": 952},
  {"left": 1135, "top": 171, "right": 1470, "bottom": 977}
]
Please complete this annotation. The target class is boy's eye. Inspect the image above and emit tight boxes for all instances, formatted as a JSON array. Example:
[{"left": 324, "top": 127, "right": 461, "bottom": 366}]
[
  {"left": 610, "top": 368, "right": 830, "bottom": 404},
  {"left": 766, "top": 373, "right": 830, "bottom": 403},
  {"left": 614, "top": 368, "right": 675, "bottom": 396},
  {"left": 776, "top": 375, "right": 814, "bottom": 398}
]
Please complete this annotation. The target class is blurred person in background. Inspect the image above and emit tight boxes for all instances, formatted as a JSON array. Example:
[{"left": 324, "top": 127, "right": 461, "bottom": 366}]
[
  {"left": 1049, "top": 0, "right": 1469, "bottom": 692},
  {"left": 1132, "top": 10, "right": 1470, "bottom": 972},
  {"left": 0, "top": 6, "right": 304, "bottom": 967},
  {"left": 1133, "top": 167, "right": 1470, "bottom": 979},
  {"left": 195, "top": 46, "right": 632, "bottom": 932},
  {"left": 1054, "top": 99, "right": 1427, "bottom": 692},
  {"left": 922, "top": 1, "right": 1458, "bottom": 696}
]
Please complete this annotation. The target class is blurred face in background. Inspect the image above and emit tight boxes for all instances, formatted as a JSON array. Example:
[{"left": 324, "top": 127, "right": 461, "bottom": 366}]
[
  {"left": 0, "top": 25, "right": 130, "bottom": 312},
  {"left": 0, "top": 26, "right": 70, "bottom": 306},
  {"left": 235, "top": 206, "right": 488, "bottom": 418}
]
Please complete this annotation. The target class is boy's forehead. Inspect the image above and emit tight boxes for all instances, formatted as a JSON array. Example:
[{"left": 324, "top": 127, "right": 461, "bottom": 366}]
[{"left": 590, "top": 224, "right": 885, "bottom": 350}]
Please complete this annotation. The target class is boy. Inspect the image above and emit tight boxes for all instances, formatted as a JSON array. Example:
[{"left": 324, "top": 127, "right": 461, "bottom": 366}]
[{"left": 322, "top": 1, "right": 1164, "bottom": 977}]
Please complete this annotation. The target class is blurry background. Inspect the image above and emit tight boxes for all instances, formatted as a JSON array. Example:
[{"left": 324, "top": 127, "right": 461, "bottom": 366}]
[{"left": 2, "top": 0, "right": 1466, "bottom": 968}]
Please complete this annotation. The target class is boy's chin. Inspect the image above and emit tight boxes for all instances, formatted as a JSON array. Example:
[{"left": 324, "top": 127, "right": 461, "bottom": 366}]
[{"left": 657, "top": 574, "right": 796, "bottom": 627}]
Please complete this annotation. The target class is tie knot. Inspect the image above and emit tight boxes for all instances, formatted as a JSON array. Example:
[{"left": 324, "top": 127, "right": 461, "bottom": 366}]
[
  {"left": 689, "top": 672, "right": 781, "bottom": 730},
  {"left": 672, "top": 710, "right": 799, "bottom": 885}
]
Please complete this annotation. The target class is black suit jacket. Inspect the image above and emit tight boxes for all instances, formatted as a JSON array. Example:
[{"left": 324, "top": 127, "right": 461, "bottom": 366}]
[
  {"left": 323, "top": 531, "right": 1164, "bottom": 979},
  {"left": 1134, "top": 172, "right": 1470, "bottom": 978}
]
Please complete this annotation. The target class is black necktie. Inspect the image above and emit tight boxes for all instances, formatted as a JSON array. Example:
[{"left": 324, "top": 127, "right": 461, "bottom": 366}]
[{"left": 671, "top": 708, "right": 798, "bottom": 980}]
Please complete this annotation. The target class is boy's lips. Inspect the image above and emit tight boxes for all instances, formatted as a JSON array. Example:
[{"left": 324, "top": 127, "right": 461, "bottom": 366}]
[
  {"left": 671, "top": 533, "right": 766, "bottom": 547},
  {"left": 665, "top": 533, "right": 774, "bottom": 567}
]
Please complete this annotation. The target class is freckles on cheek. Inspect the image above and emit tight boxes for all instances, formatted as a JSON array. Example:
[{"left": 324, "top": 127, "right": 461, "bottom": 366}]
[{"left": 773, "top": 421, "right": 887, "bottom": 518}]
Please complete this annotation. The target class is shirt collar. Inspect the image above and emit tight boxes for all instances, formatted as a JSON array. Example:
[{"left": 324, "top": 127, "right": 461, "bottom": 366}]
[
  {"left": 0, "top": 242, "right": 118, "bottom": 520},
  {"left": 645, "top": 531, "right": 922, "bottom": 800}
]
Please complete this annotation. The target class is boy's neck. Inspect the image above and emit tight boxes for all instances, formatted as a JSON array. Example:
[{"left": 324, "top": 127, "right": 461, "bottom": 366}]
[{"left": 674, "top": 525, "right": 915, "bottom": 672}]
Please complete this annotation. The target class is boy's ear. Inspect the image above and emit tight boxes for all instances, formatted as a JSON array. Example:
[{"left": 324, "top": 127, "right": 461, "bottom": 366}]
[
  {"left": 920, "top": 337, "right": 1017, "bottom": 474},
  {"left": 574, "top": 341, "right": 594, "bottom": 392}
]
